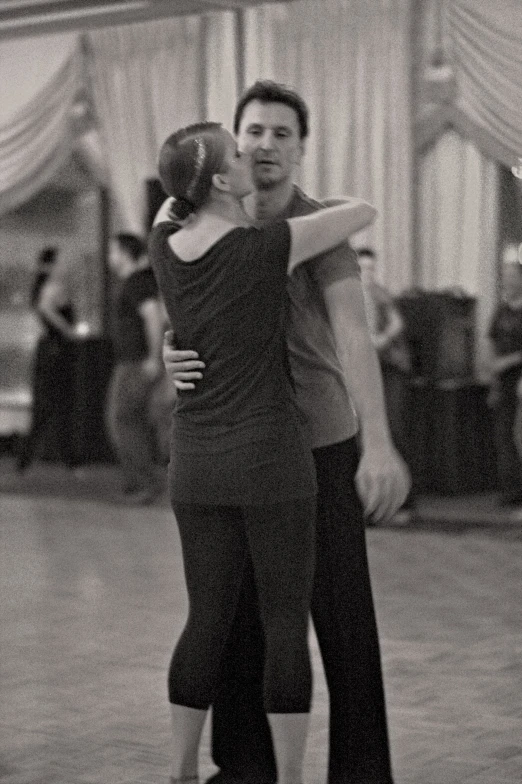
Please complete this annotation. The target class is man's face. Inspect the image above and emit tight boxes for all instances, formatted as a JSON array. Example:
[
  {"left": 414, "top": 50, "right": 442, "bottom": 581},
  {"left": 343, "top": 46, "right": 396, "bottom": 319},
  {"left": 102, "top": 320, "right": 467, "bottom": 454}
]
[{"left": 236, "top": 100, "right": 304, "bottom": 189}]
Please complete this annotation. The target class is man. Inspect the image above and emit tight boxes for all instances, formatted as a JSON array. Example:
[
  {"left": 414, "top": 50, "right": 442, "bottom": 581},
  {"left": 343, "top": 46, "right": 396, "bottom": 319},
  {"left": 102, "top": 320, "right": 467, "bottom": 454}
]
[
  {"left": 162, "top": 81, "right": 410, "bottom": 784},
  {"left": 107, "top": 233, "right": 164, "bottom": 504}
]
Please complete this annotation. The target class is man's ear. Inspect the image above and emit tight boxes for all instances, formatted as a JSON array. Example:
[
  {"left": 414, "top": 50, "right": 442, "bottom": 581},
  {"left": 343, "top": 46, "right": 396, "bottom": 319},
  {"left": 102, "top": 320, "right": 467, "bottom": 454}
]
[{"left": 212, "top": 172, "right": 230, "bottom": 193}]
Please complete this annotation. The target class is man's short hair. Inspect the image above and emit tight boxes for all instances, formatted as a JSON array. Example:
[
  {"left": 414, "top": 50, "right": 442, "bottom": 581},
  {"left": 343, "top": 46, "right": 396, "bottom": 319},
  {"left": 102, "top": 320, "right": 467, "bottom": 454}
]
[
  {"left": 233, "top": 80, "right": 309, "bottom": 139},
  {"left": 115, "top": 233, "right": 146, "bottom": 262}
]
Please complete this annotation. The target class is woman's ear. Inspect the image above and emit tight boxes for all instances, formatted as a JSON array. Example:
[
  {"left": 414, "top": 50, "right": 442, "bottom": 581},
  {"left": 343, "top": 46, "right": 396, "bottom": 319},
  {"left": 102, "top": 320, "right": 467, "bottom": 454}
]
[{"left": 211, "top": 172, "right": 230, "bottom": 193}]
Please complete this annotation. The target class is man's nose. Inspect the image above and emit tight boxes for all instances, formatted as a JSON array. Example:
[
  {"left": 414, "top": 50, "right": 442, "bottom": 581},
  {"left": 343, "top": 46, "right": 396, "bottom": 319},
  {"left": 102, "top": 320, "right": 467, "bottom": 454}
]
[{"left": 259, "top": 130, "right": 276, "bottom": 149}]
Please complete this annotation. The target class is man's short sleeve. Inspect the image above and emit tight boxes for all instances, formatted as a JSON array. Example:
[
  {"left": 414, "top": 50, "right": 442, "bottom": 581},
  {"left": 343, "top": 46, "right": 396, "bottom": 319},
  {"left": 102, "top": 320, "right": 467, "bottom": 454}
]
[{"left": 309, "top": 241, "right": 360, "bottom": 288}]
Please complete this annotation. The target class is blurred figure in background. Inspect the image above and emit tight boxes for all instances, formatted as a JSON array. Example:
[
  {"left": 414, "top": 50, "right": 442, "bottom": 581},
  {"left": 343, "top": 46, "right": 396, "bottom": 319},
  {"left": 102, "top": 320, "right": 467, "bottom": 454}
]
[
  {"left": 106, "top": 233, "right": 164, "bottom": 504},
  {"left": 358, "top": 248, "right": 414, "bottom": 513},
  {"left": 17, "top": 246, "right": 80, "bottom": 472},
  {"left": 489, "top": 245, "right": 522, "bottom": 506}
]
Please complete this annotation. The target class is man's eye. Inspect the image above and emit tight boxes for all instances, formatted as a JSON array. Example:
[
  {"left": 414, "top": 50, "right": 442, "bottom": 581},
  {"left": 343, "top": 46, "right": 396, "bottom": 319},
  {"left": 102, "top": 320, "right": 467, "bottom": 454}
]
[{"left": 248, "top": 129, "right": 262, "bottom": 136}]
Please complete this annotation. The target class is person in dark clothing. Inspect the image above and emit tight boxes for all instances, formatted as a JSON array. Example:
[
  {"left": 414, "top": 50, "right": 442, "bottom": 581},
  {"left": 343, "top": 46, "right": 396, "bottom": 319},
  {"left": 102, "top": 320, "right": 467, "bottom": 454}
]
[
  {"left": 162, "top": 82, "right": 410, "bottom": 784},
  {"left": 488, "top": 251, "right": 522, "bottom": 506},
  {"left": 106, "top": 233, "right": 165, "bottom": 504},
  {"left": 149, "top": 120, "right": 377, "bottom": 784},
  {"left": 17, "top": 247, "right": 79, "bottom": 472}
]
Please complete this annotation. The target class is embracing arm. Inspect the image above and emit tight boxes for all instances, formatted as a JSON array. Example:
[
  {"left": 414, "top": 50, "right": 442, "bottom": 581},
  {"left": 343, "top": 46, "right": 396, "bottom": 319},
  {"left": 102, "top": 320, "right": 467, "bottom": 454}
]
[
  {"left": 163, "top": 330, "right": 204, "bottom": 390},
  {"left": 287, "top": 198, "right": 376, "bottom": 274},
  {"left": 323, "top": 276, "right": 411, "bottom": 521}
]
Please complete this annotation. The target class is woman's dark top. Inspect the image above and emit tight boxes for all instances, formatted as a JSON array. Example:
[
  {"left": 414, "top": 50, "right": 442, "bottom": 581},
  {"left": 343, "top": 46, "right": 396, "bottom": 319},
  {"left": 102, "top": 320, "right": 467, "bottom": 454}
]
[{"left": 149, "top": 220, "right": 316, "bottom": 506}]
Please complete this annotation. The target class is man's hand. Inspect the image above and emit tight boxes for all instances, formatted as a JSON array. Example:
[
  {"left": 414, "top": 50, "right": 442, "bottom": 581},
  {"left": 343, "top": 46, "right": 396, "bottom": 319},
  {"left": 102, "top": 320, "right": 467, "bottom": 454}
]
[
  {"left": 355, "top": 442, "right": 411, "bottom": 524},
  {"left": 163, "top": 330, "right": 205, "bottom": 390}
]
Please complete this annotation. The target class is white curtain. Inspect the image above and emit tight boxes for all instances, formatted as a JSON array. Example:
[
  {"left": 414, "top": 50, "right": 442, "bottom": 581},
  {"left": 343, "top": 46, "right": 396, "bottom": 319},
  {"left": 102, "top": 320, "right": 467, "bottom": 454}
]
[
  {"left": 86, "top": 17, "right": 204, "bottom": 232},
  {"left": 443, "top": 0, "right": 522, "bottom": 169},
  {"left": 243, "top": 0, "right": 413, "bottom": 292},
  {"left": 85, "top": 11, "right": 238, "bottom": 233},
  {"left": 418, "top": 129, "right": 499, "bottom": 377},
  {"left": 204, "top": 13, "right": 239, "bottom": 128},
  {"left": 0, "top": 33, "right": 82, "bottom": 216}
]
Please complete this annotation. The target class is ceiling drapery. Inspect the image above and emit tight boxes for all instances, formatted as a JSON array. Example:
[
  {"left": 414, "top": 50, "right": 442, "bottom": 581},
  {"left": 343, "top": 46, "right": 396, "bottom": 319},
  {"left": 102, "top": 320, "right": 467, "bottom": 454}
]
[
  {"left": 243, "top": 0, "right": 413, "bottom": 292},
  {"left": 0, "top": 33, "right": 82, "bottom": 215},
  {"left": 447, "top": 0, "right": 522, "bottom": 167},
  {"left": 0, "top": 0, "right": 520, "bottom": 252},
  {"left": 417, "top": 0, "right": 522, "bottom": 169}
]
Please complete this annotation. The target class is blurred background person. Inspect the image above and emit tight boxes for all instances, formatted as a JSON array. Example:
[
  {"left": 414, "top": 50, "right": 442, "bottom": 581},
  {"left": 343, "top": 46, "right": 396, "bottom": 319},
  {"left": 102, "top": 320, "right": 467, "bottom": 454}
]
[
  {"left": 358, "top": 247, "right": 415, "bottom": 513},
  {"left": 17, "top": 246, "right": 80, "bottom": 472},
  {"left": 106, "top": 232, "right": 164, "bottom": 504},
  {"left": 488, "top": 244, "right": 522, "bottom": 506}
]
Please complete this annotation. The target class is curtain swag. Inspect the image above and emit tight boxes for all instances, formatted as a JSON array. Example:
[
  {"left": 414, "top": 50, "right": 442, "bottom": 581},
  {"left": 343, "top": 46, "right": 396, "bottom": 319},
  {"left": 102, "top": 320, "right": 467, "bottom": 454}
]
[{"left": 0, "top": 39, "right": 83, "bottom": 216}]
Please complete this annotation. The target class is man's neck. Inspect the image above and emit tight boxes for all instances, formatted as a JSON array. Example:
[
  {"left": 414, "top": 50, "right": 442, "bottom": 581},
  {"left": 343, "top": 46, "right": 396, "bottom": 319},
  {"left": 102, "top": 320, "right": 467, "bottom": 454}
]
[{"left": 244, "top": 180, "right": 295, "bottom": 222}]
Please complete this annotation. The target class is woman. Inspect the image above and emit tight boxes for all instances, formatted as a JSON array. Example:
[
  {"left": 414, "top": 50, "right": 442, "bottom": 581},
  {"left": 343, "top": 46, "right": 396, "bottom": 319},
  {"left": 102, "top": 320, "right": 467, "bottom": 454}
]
[
  {"left": 148, "top": 122, "right": 376, "bottom": 784},
  {"left": 17, "top": 247, "right": 78, "bottom": 472}
]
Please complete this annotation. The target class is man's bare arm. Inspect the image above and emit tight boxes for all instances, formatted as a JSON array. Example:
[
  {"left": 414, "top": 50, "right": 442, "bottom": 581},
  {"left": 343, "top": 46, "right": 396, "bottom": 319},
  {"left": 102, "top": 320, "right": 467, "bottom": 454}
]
[{"left": 322, "top": 276, "right": 411, "bottom": 522}]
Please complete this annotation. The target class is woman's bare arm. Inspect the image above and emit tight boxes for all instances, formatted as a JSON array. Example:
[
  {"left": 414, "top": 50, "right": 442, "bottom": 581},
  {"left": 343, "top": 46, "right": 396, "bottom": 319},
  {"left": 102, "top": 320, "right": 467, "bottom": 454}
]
[{"left": 287, "top": 198, "right": 376, "bottom": 275}]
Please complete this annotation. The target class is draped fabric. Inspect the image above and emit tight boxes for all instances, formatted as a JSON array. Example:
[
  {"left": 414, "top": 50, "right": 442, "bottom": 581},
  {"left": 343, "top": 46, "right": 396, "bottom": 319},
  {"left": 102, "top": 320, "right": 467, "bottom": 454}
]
[
  {"left": 418, "top": 129, "right": 499, "bottom": 377},
  {"left": 0, "top": 33, "right": 81, "bottom": 216},
  {"left": 0, "top": 0, "right": 518, "bottom": 288},
  {"left": 204, "top": 13, "right": 239, "bottom": 128},
  {"left": 414, "top": 0, "right": 519, "bottom": 376},
  {"left": 85, "top": 17, "right": 205, "bottom": 233},
  {"left": 85, "top": 12, "right": 238, "bottom": 232},
  {"left": 243, "top": 0, "right": 413, "bottom": 293},
  {"left": 443, "top": 0, "right": 522, "bottom": 169}
]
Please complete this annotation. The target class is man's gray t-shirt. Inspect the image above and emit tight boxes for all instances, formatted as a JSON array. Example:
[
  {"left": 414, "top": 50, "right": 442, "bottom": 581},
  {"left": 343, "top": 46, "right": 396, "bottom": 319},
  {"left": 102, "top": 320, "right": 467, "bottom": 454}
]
[{"left": 278, "top": 186, "right": 360, "bottom": 449}]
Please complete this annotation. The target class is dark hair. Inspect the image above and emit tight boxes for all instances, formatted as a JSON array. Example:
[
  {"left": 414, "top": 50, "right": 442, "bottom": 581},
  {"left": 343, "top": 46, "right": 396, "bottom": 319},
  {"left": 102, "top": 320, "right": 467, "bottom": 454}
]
[
  {"left": 233, "top": 80, "right": 309, "bottom": 140},
  {"left": 357, "top": 247, "right": 376, "bottom": 259},
  {"left": 38, "top": 246, "right": 57, "bottom": 266},
  {"left": 115, "top": 233, "right": 147, "bottom": 261},
  {"left": 158, "top": 122, "right": 228, "bottom": 220}
]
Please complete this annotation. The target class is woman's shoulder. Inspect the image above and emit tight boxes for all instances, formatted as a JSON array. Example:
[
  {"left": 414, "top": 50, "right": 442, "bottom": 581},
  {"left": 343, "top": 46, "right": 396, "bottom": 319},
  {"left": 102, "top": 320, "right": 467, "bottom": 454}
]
[{"left": 171, "top": 223, "right": 248, "bottom": 262}]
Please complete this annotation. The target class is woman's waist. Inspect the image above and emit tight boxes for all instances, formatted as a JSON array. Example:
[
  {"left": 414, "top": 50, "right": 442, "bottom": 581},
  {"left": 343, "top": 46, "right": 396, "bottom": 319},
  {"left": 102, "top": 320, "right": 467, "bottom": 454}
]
[{"left": 172, "top": 403, "right": 307, "bottom": 452}]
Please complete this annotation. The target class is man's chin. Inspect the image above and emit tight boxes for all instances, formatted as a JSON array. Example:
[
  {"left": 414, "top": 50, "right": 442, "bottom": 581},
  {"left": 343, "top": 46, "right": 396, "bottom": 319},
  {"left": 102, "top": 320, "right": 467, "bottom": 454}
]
[{"left": 253, "top": 176, "right": 282, "bottom": 191}]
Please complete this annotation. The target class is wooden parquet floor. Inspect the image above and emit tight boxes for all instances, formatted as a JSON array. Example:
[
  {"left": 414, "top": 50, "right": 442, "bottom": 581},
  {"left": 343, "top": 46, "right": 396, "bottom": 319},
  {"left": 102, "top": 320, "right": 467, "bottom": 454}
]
[{"left": 1, "top": 468, "right": 521, "bottom": 784}]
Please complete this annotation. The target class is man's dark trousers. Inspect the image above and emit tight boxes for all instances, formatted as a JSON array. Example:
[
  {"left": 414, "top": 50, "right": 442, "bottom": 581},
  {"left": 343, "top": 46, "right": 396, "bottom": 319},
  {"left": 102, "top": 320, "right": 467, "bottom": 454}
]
[{"left": 208, "top": 437, "right": 394, "bottom": 784}]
